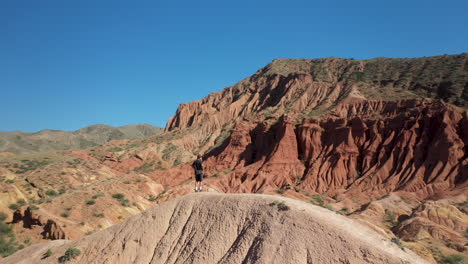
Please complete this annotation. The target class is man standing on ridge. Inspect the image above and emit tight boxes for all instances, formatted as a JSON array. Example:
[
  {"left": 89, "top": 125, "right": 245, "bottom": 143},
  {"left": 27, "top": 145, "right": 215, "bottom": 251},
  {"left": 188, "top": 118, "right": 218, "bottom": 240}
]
[{"left": 192, "top": 154, "right": 204, "bottom": 192}]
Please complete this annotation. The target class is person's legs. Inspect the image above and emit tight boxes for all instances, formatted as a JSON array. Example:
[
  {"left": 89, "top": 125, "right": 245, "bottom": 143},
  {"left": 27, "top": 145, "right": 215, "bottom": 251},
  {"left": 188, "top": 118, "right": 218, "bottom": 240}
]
[{"left": 195, "top": 173, "right": 203, "bottom": 192}]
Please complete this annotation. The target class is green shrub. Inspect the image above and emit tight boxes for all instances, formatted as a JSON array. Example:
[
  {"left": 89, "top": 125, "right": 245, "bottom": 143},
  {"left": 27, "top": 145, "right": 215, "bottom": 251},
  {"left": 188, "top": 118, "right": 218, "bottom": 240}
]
[
  {"left": 106, "top": 147, "right": 123, "bottom": 153},
  {"left": 148, "top": 195, "right": 157, "bottom": 202},
  {"left": 336, "top": 207, "right": 349, "bottom": 215},
  {"left": 162, "top": 144, "right": 178, "bottom": 161},
  {"left": 58, "top": 188, "right": 66, "bottom": 195},
  {"left": 310, "top": 194, "right": 324, "bottom": 206},
  {"left": 391, "top": 237, "right": 404, "bottom": 250},
  {"left": 112, "top": 193, "right": 125, "bottom": 200},
  {"left": 66, "top": 159, "right": 81, "bottom": 168},
  {"left": 111, "top": 193, "right": 131, "bottom": 206},
  {"left": 5, "top": 180, "right": 14, "bottom": 184},
  {"left": 126, "top": 143, "right": 139, "bottom": 149},
  {"left": 93, "top": 213, "right": 104, "bottom": 218},
  {"left": 60, "top": 212, "right": 70, "bottom": 218},
  {"left": 269, "top": 200, "right": 290, "bottom": 211},
  {"left": 134, "top": 162, "right": 154, "bottom": 173},
  {"left": 120, "top": 199, "right": 130, "bottom": 207},
  {"left": 43, "top": 248, "right": 52, "bottom": 258},
  {"left": 17, "top": 199, "right": 26, "bottom": 206},
  {"left": 92, "top": 193, "right": 104, "bottom": 199},
  {"left": 349, "top": 71, "right": 365, "bottom": 82},
  {"left": 0, "top": 223, "right": 12, "bottom": 235},
  {"left": 0, "top": 221, "right": 18, "bottom": 257},
  {"left": 0, "top": 213, "right": 7, "bottom": 222},
  {"left": 222, "top": 169, "right": 233, "bottom": 175},
  {"left": 384, "top": 210, "right": 398, "bottom": 227},
  {"left": 275, "top": 189, "right": 286, "bottom": 195},
  {"left": 377, "top": 194, "right": 391, "bottom": 200},
  {"left": 439, "top": 254, "right": 465, "bottom": 264},
  {"left": 30, "top": 205, "right": 39, "bottom": 210},
  {"left": 8, "top": 204, "right": 19, "bottom": 210},
  {"left": 59, "top": 247, "right": 81, "bottom": 262},
  {"left": 172, "top": 158, "right": 182, "bottom": 167},
  {"left": 277, "top": 203, "right": 289, "bottom": 211},
  {"left": 15, "top": 159, "right": 50, "bottom": 174},
  {"left": 45, "top": 189, "right": 58, "bottom": 197},
  {"left": 86, "top": 200, "right": 96, "bottom": 205},
  {"left": 270, "top": 200, "right": 281, "bottom": 206},
  {"left": 33, "top": 198, "right": 45, "bottom": 204},
  {"left": 262, "top": 107, "right": 278, "bottom": 117}
]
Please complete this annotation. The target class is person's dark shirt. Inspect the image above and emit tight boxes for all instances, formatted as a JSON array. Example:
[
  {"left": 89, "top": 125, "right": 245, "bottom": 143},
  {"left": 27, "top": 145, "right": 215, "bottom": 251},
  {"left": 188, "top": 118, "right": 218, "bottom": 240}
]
[{"left": 192, "top": 159, "right": 203, "bottom": 172}]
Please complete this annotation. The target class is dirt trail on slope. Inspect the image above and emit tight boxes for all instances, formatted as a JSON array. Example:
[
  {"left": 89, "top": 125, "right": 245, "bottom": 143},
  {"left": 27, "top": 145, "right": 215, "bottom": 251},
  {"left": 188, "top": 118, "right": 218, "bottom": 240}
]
[{"left": 1, "top": 193, "right": 428, "bottom": 264}]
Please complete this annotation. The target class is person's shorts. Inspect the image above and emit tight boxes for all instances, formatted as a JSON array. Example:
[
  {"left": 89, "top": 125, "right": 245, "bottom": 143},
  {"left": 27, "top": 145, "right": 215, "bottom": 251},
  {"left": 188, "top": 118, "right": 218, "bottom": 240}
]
[{"left": 195, "top": 173, "right": 203, "bottom": 182}]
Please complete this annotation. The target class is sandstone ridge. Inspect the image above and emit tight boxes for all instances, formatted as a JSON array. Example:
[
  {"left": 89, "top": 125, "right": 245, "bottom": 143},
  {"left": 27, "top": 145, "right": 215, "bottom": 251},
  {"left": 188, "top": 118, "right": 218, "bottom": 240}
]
[{"left": 0, "top": 193, "right": 427, "bottom": 264}]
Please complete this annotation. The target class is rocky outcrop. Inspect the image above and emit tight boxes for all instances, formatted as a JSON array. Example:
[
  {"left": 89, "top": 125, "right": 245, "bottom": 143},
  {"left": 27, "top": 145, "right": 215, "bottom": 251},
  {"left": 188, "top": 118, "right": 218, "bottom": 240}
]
[
  {"left": 0, "top": 193, "right": 427, "bottom": 264},
  {"left": 395, "top": 201, "right": 467, "bottom": 244},
  {"left": 203, "top": 116, "right": 306, "bottom": 193},
  {"left": 12, "top": 207, "right": 67, "bottom": 240},
  {"left": 166, "top": 54, "right": 468, "bottom": 138},
  {"left": 162, "top": 55, "right": 468, "bottom": 204},
  {"left": 201, "top": 99, "right": 467, "bottom": 202},
  {"left": 166, "top": 73, "right": 352, "bottom": 134},
  {"left": 349, "top": 193, "right": 418, "bottom": 237}
]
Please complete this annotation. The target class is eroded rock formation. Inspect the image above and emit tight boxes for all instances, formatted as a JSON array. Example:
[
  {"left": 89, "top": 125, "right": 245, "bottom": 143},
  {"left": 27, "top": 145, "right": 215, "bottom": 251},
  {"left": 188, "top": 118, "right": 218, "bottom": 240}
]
[
  {"left": 12, "top": 207, "right": 67, "bottom": 240},
  {"left": 395, "top": 201, "right": 467, "bottom": 245},
  {"left": 0, "top": 193, "right": 427, "bottom": 264},
  {"left": 197, "top": 99, "right": 467, "bottom": 203}
]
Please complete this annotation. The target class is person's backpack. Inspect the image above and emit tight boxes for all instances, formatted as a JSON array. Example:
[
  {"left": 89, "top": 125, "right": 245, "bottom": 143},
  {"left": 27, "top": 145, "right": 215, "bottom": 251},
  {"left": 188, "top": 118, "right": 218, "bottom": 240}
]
[{"left": 192, "top": 160, "right": 203, "bottom": 175}]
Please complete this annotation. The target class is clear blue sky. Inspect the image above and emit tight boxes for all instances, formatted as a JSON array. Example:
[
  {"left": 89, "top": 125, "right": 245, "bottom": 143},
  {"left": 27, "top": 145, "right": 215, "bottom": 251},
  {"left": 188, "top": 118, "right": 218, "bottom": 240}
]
[{"left": 1, "top": 0, "right": 467, "bottom": 132}]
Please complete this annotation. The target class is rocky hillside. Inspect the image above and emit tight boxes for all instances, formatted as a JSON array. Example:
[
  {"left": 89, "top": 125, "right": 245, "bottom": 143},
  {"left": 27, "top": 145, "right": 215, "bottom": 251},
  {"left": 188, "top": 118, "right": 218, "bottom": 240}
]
[
  {"left": 201, "top": 99, "right": 467, "bottom": 199},
  {"left": 166, "top": 54, "right": 467, "bottom": 151},
  {"left": 0, "top": 151, "right": 158, "bottom": 254},
  {"left": 0, "top": 54, "right": 466, "bottom": 263},
  {"left": 159, "top": 54, "right": 467, "bottom": 203},
  {"left": 0, "top": 193, "right": 427, "bottom": 264},
  {"left": 160, "top": 54, "right": 467, "bottom": 263},
  {"left": 0, "top": 124, "right": 162, "bottom": 153}
]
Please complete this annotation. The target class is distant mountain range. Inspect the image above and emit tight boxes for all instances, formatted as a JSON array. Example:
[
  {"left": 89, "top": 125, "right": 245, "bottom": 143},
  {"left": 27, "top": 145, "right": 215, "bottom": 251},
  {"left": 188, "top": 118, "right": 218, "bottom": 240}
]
[{"left": 0, "top": 124, "right": 162, "bottom": 153}]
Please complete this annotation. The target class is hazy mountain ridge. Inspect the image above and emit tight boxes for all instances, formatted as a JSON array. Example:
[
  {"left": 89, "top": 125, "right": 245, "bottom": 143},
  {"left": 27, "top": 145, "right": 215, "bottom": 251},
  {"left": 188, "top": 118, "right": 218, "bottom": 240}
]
[{"left": 0, "top": 124, "right": 162, "bottom": 153}]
